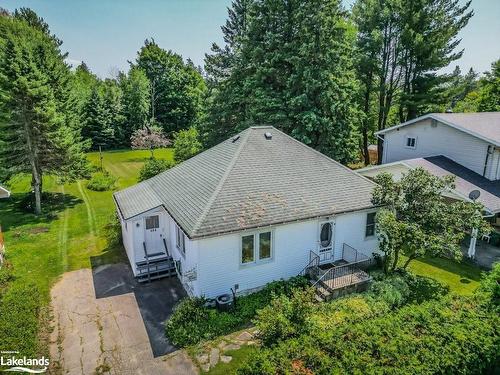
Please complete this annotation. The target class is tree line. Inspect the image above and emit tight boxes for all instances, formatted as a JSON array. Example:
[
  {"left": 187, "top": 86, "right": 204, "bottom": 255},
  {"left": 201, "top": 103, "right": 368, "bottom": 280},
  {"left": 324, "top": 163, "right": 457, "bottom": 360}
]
[{"left": 0, "top": 2, "right": 499, "bottom": 214}]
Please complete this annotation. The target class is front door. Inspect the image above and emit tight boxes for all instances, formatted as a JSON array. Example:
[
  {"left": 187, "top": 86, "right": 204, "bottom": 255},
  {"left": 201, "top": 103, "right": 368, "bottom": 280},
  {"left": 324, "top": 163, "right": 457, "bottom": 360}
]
[
  {"left": 318, "top": 221, "right": 335, "bottom": 264},
  {"left": 144, "top": 215, "right": 163, "bottom": 256}
]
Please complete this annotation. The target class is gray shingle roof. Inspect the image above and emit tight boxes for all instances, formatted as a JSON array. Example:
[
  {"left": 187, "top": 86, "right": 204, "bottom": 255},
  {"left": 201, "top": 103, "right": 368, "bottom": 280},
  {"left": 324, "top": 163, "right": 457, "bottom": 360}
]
[
  {"left": 114, "top": 126, "right": 377, "bottom": 238},
  {"left": 376, "top": 112, "right": 500, "bottom": 146},
  {"left": 406, "top": 156, "right": 500, "bottom": 214}
]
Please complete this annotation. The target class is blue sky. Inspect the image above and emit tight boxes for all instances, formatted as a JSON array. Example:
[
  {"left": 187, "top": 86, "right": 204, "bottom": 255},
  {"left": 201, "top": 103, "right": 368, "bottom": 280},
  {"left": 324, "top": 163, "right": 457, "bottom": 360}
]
[{"left": 2, "top": 0, "right": 499, "bottom": 78}]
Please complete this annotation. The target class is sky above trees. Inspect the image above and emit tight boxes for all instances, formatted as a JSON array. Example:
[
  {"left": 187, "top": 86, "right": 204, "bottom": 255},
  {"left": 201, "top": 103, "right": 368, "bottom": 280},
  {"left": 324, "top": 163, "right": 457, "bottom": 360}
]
[{"left": 2, "top": 0, "right": 499, "bottom": 78}]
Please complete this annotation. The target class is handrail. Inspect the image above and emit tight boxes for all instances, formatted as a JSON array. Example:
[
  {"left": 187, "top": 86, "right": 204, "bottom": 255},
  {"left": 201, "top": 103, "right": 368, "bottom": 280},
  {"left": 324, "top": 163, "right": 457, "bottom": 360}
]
[
  {"left": 163, "top": 238, "right": 169, "bottom": 256},
  {"left": 143, "top": 242, "right": 151, "bottom": 283},
  {"left": 298, "top": 250, "right": 320, "bottom": 276}
]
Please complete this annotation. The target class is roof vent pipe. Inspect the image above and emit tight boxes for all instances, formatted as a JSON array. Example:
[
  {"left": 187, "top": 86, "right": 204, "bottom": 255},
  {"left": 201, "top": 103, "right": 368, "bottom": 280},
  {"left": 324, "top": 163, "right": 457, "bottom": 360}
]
[{"left": 264, "top": 132, "right": 272, "bottom": 140}]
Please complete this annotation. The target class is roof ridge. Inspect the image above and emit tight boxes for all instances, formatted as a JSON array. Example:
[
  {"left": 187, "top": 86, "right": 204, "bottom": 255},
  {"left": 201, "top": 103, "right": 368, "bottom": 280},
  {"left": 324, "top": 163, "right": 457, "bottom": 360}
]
[{"left": 190, "top": 127, "right": 252, "bottom": 235}]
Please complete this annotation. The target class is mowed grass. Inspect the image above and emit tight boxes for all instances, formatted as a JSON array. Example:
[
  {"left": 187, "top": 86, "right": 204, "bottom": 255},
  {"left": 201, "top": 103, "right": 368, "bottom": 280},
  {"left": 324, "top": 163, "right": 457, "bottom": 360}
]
[
  {"left": 0, "top": 148, "right": 173, "bottom": 303},
  {"left": 402, "top": 255, "right": 483, "bottom": 295}
]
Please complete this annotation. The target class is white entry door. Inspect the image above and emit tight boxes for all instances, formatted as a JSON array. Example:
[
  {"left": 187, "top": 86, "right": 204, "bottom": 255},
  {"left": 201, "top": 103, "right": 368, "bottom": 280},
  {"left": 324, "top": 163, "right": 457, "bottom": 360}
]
[
  {"left": 144, "top": 215, "right": 163, "bottom": 256},
  {"left": 318, "top": 221, "right": 335, "bottom": 264}
]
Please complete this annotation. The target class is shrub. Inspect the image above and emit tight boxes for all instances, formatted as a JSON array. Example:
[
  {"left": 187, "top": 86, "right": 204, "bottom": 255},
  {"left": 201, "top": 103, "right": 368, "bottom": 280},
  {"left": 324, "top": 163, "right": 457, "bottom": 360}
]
[
  {"left": 239, "top": 295, "right": 500, "bottom": 375},
  {"left": 367, "top": 274, "right": 410, "bottom": 308},
  {"left": 254, "top": 289, "right": 315, "bottom": 346},
  {"left": 173, "top": 127, "right": 201, "bottom": 163},
  {"left": 87, "top": 171, "right": 116, "bottom": 191},
  {"left": 0, "top": 282, "right": 40, "bottom": 357},
  {"left": 479, "top": 262, "right": 500, "bottom": 307},
  {"left": 103, "top": 213, "right": 122, "bottom": 247},
  {"left": 165, "top": 276, "right": 309, "bottom": 347},
  {"left": 238, "top": 268, "right": 500, "bottom": 375},
  {"left": 138, "top": 158, "right": 174, "bottom": 182}
]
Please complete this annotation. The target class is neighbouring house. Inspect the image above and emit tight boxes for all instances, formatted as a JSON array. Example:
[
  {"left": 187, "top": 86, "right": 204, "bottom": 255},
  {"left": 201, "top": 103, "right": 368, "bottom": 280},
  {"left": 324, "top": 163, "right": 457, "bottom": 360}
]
[
  {"left": 377, "top": 112, "right": 500, "bottom": 180},
  {"left": 114, "top": 126, "right": 379, "bottom": 299},
  {"left": 0, "top": 184, "right": 10, "bottom": 199},
  {"left": 362, "top": 111, "right": 500, "bottom": 258}
]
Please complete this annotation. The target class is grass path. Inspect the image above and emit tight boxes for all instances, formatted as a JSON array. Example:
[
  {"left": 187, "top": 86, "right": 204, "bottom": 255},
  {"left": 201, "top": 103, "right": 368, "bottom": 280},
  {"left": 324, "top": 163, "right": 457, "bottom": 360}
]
[
  {"left": 57, "top": 185, "right": 69, "bottom": 272},
  {"left": 77, "top": 180, "right": 97, "bottom": 247}
]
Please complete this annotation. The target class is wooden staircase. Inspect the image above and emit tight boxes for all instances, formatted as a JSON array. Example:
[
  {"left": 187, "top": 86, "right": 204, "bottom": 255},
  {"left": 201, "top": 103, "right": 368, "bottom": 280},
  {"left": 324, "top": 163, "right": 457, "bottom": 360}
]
[{"left": 136, "top": 239, "right": 177, "bottom": 283}]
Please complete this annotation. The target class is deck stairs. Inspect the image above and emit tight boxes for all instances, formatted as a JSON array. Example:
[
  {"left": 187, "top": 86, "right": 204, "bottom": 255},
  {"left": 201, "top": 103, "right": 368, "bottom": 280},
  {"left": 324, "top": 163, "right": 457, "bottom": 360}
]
[
  {"left": 300, "top": 244, "right": 373, "bottom": 302},
  {"left": 136, "top": 239, "right": 177, "bottom": 283}
]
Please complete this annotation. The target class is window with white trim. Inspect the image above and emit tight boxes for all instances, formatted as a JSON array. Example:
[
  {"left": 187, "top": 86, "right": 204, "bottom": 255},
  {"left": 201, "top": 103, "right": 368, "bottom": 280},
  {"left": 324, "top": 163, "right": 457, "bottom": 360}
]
[
  {"left": 241, "top": 231, "right": 272, "bottom": 265},
  {"left": 145, "top": 215, "right": 159, "bottom": 230},
  {"left": 176, "top": 225, "right": 186, "bottom": 256},
  {"left": 365, "top": 212, "right": 376, "bottom": 237},
  {"left": 405, "top": 136, "right": 417, "bottom": 149}
]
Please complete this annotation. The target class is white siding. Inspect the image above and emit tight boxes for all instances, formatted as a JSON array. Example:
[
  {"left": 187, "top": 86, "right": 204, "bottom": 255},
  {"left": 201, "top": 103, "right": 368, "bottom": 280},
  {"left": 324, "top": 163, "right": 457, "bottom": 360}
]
[
  {"left": 382, "top": 119, "right": 491, "bottom": 178},
  {"left": 194, "top": 210, "right": 379, "bottom": 298}
]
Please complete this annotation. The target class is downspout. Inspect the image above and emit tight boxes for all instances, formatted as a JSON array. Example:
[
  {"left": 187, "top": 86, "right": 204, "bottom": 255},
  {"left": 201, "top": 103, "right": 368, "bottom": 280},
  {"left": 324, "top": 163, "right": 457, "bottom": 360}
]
[
  {"left": 483, "top": 145, "right": 493, "bottom": 177},
  {"left": 376, "top": 134, "right": 385, "bottom": 165}
]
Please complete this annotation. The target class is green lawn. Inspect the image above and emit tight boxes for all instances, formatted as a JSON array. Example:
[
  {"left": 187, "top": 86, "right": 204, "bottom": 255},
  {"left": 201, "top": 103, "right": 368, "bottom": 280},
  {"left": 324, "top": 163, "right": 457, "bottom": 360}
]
[
  {"left": 403, "top": 255, "right": 483, "bottom": 295},
  {"left": 0, "top": 148, "right": 173, "bottom": 303},
  {"left": 207, "top": 346, "right": 257, "bottom": 375}
]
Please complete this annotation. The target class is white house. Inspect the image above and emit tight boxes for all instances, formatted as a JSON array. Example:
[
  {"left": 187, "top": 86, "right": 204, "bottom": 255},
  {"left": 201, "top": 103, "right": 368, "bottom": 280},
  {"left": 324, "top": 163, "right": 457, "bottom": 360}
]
[
  {"left": 114, "top": 126, "right": 379, "bottom": 298},
  {"left": 377, "top": 112, "right": 500, "bottom": 180}
]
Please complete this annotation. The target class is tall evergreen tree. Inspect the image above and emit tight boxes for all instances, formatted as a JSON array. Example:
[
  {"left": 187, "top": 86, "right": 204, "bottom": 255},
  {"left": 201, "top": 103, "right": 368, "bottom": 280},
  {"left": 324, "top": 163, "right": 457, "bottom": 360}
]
[
  {"left": 119, "top": 67, "right": 150, "bottom": 141},
  {"left": 0, "top": 13, "right": 88, "bottom": 214},
  {"left": 201, "top": 0, "right": 252, "bottom": 147},
  {"left": 204, "top": 0, "right": 359, "bottom": 163},
  {"left": 398, "top": 0, "right": 473, "bottom": 121},
  {"left": 133, "top": 39, "right": 206, "bottom": 135}
]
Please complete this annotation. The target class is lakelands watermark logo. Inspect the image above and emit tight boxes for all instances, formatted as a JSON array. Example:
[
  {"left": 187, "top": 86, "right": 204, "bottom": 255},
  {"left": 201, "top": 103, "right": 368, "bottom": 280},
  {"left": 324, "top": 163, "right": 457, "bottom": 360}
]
[{"left": 0, "top": 351, "right": 49, "bottom": 373}]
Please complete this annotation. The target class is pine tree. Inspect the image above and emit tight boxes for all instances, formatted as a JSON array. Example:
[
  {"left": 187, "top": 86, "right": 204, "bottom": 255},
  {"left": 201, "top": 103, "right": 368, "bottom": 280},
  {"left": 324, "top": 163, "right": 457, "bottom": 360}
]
[
  {"left": 119, "top": 67, "right": 150, "bottom": 142},
  {"left": 0, "top": 13, "right": 88, "bottom": 214},
  {"left": 199, "top": 0, "right": 253, "bottom": 147},
  {"left": 204, "top": 0, "right": 359, "bottom": 163},
  {"left": 398, "top": 0, "right": 473, "bottom": 121}
]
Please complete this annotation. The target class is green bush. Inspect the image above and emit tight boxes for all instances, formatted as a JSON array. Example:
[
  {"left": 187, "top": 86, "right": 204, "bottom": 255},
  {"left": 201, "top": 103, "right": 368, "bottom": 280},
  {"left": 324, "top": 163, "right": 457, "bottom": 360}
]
[
  {"left": 165, "top": 276, "right": 309, "bottom": 347},
  {"left": 254, "top": 289, "right": 315, "bottom": 346},
  {"left": 367, "top": 274, "right": 410, "bottom": 308},
  {"left": 0, "top": 281, "right": 40, "bottom": 357},
  {"left": 138, "top": 158, "right": 175, "bottom": 182},
  {"left": 239, "top": 294, "right": 500, "bottom": 375},
  {"left": 173, "top": 127, "right": 201, "bottom": 163},
  {"left": 237, "top": 269, "right": 500, "bottom": 375},
  {"left": 479, "top": 262, "right": 500, "bottom": 307},
  {"left": 86, "top": 171, "right": 116, "bottom": 191}
]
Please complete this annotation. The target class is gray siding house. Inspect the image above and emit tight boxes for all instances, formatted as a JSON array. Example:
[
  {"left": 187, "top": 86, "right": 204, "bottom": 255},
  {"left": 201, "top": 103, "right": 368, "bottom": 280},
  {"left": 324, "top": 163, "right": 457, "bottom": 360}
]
[{"left": 377, "top": 112, "right": 500, "bottom": 180}]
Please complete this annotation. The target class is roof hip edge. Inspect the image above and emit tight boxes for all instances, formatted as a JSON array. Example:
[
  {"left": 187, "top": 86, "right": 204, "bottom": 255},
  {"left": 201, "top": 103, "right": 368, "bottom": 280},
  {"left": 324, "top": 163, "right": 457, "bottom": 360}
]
[{"left": 190, "top": 128, "right": 252, "bottom": 235}]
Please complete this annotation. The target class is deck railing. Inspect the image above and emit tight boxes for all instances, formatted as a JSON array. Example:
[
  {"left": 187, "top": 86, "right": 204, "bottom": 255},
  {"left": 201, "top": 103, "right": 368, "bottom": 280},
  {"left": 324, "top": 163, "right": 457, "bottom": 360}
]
[
  {"left": 306, "top": 243, "right": 372, "bottom": 291},
  {"left": 299, "top": 250, "right": 320, "bottom": 278},
  {"left": 313, "top": 257, "right": 372, "bottom": 291}
]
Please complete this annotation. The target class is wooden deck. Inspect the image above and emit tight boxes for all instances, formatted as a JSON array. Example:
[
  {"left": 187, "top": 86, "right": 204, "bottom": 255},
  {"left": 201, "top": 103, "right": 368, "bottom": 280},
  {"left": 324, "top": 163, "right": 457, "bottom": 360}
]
[{"left": 321, "top": 269, "right": 370, "bottom": 290}]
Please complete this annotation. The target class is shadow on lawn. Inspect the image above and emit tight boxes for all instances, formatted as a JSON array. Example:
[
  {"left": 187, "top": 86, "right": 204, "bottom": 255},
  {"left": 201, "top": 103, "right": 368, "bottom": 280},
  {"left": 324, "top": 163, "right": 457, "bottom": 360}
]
[{"left": 0, "top": 191, "right": 82, "bottom": 231}]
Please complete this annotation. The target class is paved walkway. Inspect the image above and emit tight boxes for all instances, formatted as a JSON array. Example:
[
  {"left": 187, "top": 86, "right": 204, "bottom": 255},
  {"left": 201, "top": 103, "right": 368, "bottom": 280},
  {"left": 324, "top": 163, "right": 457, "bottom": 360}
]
[
  {"left": 49, "top": 268, "right": 197, "bottom": 375},
  {"left": 462, "top": 238, "right": 500, "bottom": 270}
]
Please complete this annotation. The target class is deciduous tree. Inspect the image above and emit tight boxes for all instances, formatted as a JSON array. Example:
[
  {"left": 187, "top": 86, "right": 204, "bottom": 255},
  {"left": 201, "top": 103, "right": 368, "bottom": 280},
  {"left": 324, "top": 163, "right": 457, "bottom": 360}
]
[{"left": 372, "top": 168, "right": 489, "bottom": 273}]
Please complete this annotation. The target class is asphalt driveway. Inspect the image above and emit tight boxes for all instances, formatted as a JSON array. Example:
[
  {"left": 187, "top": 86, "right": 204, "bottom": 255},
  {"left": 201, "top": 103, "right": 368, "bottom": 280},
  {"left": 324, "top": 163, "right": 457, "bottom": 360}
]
[
  {"left": 92, "top": 262, "right": 187, "bottom": 357},
  {"left": 49, "top": 266, "right": 195, "bottom": 375}
]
